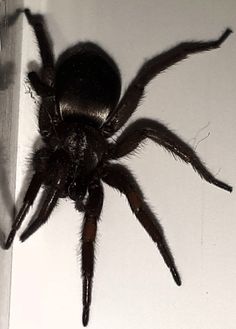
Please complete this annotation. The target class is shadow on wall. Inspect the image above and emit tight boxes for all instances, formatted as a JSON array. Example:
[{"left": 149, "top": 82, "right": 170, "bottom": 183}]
[
  {"left": 0, "top": 142, "right": 16, "bottom": 249},
  {"left": 0, "top": 8, "right": 23, "bottom": 247}
]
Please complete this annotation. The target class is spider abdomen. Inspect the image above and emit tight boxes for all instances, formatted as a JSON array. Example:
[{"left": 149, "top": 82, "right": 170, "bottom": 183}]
[{"left": 55, "top": 43, "right": 121, "bottom": 127}]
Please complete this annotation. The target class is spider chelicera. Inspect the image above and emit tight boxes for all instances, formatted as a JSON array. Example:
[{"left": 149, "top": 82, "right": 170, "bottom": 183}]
[{"left": 4, "top": 9, "right": 232, "bottom": 326}]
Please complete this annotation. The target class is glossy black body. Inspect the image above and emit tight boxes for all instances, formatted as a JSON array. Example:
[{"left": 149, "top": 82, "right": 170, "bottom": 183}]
[
  {"left": 4, "top": 9, "right": 232, "bottom": 327},
  {"left": 56, "top": 43, "right": 121, "bottom": 125}
]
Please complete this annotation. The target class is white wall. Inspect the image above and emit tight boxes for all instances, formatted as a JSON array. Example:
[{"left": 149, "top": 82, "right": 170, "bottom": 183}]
[{"left": 9, "top": 1, "right": 236, "bottom": 329}]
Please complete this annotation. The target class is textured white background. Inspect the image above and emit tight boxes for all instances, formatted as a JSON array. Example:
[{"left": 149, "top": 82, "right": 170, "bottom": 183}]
[{"left": 9, "top": 1, "right": 236, "bottom": 329}]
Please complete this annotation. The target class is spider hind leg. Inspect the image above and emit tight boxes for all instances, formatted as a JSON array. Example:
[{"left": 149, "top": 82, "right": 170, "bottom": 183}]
[
  {"left": 79, "top": 179, "right": 104, "bottom": 326},
  {"left": 102, "top": 163, "right": 181, "bottom": 286}
]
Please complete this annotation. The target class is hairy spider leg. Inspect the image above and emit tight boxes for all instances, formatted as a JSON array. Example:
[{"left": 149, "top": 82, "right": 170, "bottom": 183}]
[
  {"left": 80, "top": 180, "right": 104, "bottom": 327},
  {"left": 4, "top": 173, "right": 42, "bottom": 249},
  {"left": 19, "top": 179, "right": 62, "bottom": 242},
  {"left": 103, "top": 28, "right": 232, "bottom": 136},
  {"left": 5, "top": 6, "right": 60, "bottom": 246},
  {"left": 27, "top": 71, "right": 54, "bottom": 97},
  {"left": 102, "top": 163, "right": 181, "bottom": 286},
  {"left": 24, "top": 8, "right": 55, "bottom": 91},
  {"left": 109, "top": 118, "right": 232, "bottom": 193},
  {"left": 24, "top": 9, "right": 54, "bottom": 71}
]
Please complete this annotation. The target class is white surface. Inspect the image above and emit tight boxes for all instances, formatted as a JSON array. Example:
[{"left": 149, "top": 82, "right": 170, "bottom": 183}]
[{"left": 10, "top": 1, "right": 236, "bottom": 329}]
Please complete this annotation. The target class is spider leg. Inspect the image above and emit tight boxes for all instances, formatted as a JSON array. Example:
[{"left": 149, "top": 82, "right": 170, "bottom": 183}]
[
  {"left": 103, "top": 29, "right": 232, "bottom": 136},
  {"left": 101, "top": 163, "right": 181, "bottom": 286},
  {"left": 4, "top": 173, "right": 42, "bottom": 249},
  {"left": 24, "top": 8, "right": 55, "bottom": 85},
  {"left": 19, "top": 180, "right": 62, "bottom": 243},
  {"left": 79, "top": 179, "right": 104, "bottom": 326},
  {"left": 109, "top": 118, "right": 232, "bottom": 192},
  {"left": 27, "top": 71, "right": 54, "bottom": 97}
]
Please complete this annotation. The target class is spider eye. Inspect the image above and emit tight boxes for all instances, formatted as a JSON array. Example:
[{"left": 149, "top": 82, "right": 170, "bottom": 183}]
[
  {"left": 41, "top": 130, "right": 51, "bottom": 138},
  {"left": 52, "top": 118, "right": 60, "bottom": 126}
]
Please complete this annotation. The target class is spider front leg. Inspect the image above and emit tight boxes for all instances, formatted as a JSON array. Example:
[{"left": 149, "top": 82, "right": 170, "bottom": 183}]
[
  {"left": 24, "top": 8, "right": 55, "bottom": 86},
  {"left": 79, "top": 179, "right": 104, "bottom": 326},
  {"left": 103, "top": 28, "right": 232, "bottom": 136},
  {"left": 19, "top": 179, "right": 62, "bottom": 243},
  {"left": 102, "top": 163, "right": 181, "bottom": 286},
  {"left": 27, "top": 71, "right": 54, "bottom": 97},
  {"left": 109, "top": 118, "right": 232, "bottom": 193},
  {"left": 4, "top": 173, "right": 42, "bottom": 249}
]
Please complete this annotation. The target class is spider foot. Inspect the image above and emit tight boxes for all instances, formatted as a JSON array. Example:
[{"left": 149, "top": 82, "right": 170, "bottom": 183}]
[
  {"left": 24, "top": 8, "right": 32, "bottom": 19},
  {"left": 217, "top": 28, "right": 233, "bottom": 45},
  {"left": 19, "top": 219, "right": 40, "bottom": 243},
  {"left": 24, "top": 8, "right": 44, "bottom": 26},
  {"left": 213, "top": 179, "right": 232, "bottom": 193},
  {"left": 20, "top": 225, "right": 36, "bottom": 243},
  {"left": 170, "top": 266, "right": 182, "bottom": 286},
  {"left": 4, "top": 231, "right": 16, "bottom": 250},
  {"left": 82, "top": 306, "right": 90, "bottom": 327}
]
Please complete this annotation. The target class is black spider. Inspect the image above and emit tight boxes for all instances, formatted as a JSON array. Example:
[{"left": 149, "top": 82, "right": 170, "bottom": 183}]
[{"left": 4, "top": 9, "right": 233, "bottom": 326}]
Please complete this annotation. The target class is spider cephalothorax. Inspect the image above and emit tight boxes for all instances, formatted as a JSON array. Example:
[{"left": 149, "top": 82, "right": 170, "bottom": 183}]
[{"left": 4, "top": 9, "right": 232, "bottom": 326}]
